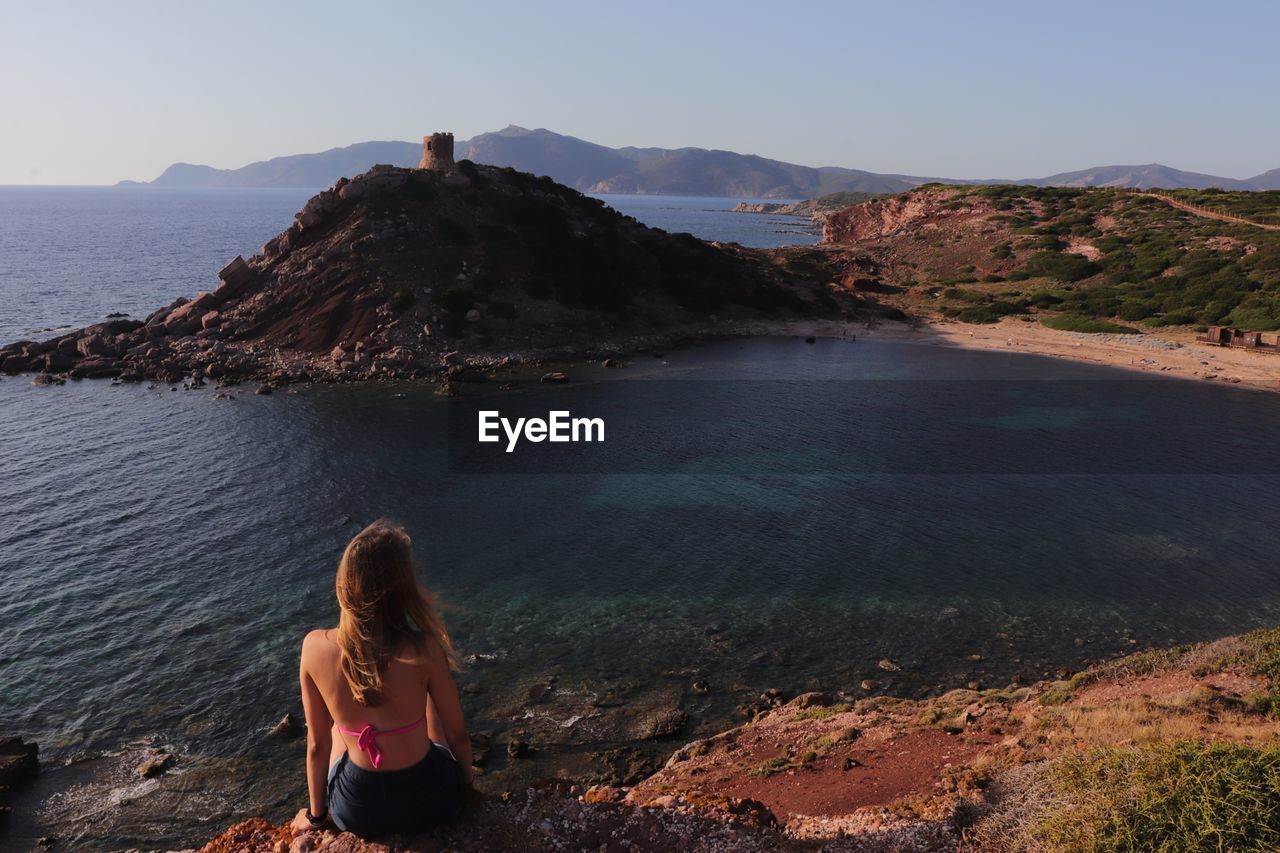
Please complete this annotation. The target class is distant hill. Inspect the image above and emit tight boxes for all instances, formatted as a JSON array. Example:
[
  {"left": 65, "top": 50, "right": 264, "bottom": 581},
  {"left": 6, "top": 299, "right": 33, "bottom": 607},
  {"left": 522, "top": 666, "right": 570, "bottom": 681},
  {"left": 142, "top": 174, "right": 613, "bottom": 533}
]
[
  {"left": 123, "top": 126, "right": 1280, "bottom": 195},
  {"left": 145, "top": 141, "right": 421, "bottom": 188},
  {"left": 1247, "top": 168, "right": 1280, "bottom": 190},
  {"left": 1022, "top": 163, "right": 1256, "bottom": 191}
]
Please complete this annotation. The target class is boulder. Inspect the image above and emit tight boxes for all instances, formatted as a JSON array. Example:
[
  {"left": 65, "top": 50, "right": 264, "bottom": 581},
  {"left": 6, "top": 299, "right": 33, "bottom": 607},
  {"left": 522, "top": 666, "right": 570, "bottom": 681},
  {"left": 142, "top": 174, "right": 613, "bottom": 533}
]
[
  {"left": 42, "top": 351, "right": 76, "bottom": 372},
  {"left": 76, "top": 334, "right": 118, "bottom": 358},
  {"left": 789, "top": 691, "right": 835, "bottom": 709},
  {"left": 217, "top": 256, "right": 254, "bottom": 297},
  {"left": 338, "top": 167, "right": 408, "bottom": 202},
  {"left": 0, "top": 355, "right": 31, "bottom": 374},
  {"left": 636, "top": 708, "right": 688, "bottom": 740},
  {"left": 540, "top": 371, "right": 568, "bottom": 383},
  {"left": 0, "top": 738, "right": 38, "bottom": 785},
  {"left": 69, "top": 357, "right": 124, "bottom": 379},
  {"left": 269, "top": 712, "right": 303, "bottom": 738},
  {"left": 136, "top": 750, "right": 173, "bottom": 779},
  {"left": 200, "top": 311, "right": 222, "bottom": 330}
]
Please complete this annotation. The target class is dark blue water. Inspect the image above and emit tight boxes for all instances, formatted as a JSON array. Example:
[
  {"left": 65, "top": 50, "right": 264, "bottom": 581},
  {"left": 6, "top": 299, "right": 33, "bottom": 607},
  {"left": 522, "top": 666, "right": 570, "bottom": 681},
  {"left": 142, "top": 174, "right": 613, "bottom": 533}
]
[{"left": 1, "top": 188, "right": 1277, "bottom": 849}]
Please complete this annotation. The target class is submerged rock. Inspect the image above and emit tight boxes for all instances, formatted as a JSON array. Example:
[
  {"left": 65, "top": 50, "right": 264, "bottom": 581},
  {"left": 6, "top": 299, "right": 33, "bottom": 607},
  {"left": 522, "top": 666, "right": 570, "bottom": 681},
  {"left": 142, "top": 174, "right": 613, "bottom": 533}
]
[
  {"left": 269, "top": 712, "right": 303, "bottom": 738},
  {"left": 0, "top": 737, "right": 37, "bottom": 785},
  {"left": 136, "top": 749, "right": 174, "bottom": 778}
]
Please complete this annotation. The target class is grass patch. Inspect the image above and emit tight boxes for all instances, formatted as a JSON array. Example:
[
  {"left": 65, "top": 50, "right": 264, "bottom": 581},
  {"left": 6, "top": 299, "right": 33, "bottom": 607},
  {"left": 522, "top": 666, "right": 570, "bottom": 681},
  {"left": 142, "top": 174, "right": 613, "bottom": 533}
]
[
  {"left": 1026, "top": 740, "right": 1280, "bottom": 850},
  {"left": 798, "top": 703, "right": 851, "bottom": 721},
  {"left": 748, "top": 754, "right": 803, "bottom": 777}
]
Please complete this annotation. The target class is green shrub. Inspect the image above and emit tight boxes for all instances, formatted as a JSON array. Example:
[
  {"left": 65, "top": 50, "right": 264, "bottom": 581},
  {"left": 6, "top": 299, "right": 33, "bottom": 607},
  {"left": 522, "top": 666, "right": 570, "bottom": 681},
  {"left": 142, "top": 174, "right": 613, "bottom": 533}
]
[
  {"left": 1023, "top": 251, "right": 1100, "bottom": 283},
  {"left": 1041, "top": 314, "right": 1140, "bottom": 334}
]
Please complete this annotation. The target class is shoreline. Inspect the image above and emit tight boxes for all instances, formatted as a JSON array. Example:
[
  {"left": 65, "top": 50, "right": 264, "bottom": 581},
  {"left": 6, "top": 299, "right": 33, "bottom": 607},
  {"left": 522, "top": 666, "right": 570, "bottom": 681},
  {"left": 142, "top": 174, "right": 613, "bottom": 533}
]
[
  {"left": 9, "top": 317, "right": 1280, "bottom": 394},
  {"left": 735, "top": 316, "right": 1280, "bottom": 391}
]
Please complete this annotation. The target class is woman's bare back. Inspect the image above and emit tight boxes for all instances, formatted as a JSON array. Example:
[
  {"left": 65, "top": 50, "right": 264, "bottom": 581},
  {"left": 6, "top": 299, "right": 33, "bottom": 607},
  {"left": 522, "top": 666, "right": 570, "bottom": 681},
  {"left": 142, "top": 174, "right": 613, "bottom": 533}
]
[{"left": 303, "top": 628, "right": 439, "bottom": 771}]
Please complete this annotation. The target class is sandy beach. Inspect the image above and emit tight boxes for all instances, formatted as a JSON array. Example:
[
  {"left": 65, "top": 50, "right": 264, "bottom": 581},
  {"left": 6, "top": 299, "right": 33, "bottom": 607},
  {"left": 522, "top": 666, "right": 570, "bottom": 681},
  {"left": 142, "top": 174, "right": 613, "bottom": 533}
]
[{"left": 755, "top": 317, "right": 1280, "bottom": 391}]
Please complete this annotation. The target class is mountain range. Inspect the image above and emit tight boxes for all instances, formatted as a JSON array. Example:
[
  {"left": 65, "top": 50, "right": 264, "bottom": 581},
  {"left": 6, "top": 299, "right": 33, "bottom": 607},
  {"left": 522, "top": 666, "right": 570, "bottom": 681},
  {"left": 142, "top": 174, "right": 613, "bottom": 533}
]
[{"left": 119, "top": 125, "right": 1280, "bottom": 196}]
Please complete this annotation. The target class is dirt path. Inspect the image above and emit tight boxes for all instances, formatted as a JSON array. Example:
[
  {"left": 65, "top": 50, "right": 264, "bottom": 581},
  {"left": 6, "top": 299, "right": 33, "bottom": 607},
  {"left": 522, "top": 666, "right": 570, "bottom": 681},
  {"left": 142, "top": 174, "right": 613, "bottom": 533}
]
[{"left": 1143, "top": 191, "right": 1280, "bottom": 231}]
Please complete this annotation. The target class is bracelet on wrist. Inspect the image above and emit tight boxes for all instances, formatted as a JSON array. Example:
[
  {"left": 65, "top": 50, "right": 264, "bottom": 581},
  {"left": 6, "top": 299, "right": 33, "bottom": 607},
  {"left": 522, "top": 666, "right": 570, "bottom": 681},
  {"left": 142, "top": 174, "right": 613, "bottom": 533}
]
[{"left": 305, "top": 806, "right": 327, "bottom": 826}]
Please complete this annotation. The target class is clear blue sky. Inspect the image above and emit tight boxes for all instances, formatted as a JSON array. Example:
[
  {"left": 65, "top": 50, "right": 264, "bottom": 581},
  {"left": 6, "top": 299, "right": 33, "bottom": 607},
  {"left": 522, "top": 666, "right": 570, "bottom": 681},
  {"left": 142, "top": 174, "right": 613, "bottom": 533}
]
[{"left": 3, "top": 0, "right": 1278, "bottom": 184}]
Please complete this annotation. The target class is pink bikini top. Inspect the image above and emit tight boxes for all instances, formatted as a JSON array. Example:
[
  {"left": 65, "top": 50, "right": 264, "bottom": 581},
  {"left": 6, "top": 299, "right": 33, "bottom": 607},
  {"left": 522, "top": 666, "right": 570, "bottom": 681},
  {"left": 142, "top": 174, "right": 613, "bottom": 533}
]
[{"left": 338, "top": 713, "right": 425, "bottom": 769}]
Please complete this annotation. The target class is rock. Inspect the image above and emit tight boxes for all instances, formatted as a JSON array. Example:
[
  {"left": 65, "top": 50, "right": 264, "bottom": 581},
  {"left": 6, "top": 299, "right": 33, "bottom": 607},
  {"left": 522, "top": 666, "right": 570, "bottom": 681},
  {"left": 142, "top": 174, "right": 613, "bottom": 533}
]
[
  {"left": 639, "top": 708, "right": 687, "bottom": 739},
  {"left": 878, "top": 658, "right": 901, "bottom": 672},
  {"left": 31, "top": 373, "right": 63, "bottom": 387},
  {"left": 582, "top": 785, "right": 627, "bottom": 804},
  {"left": 269, "top": 712, "right": 303, "bottom": 738},
  {"left": 69, "top": 357, "right": 123, "bottom": 379},
  {"left": 330, "top": 345, "right": 346, "bottom": 364},
  {"left": 43, "top": 351, "right": 76, "bottom": 372},
  {"left": 690, "top": 678, "right": 710, "bottom": 694},
  {"left": 804, "top": 336, "right": 816, "bottom": 343},
  {"left": 136, "top": 750, "right": 173, "bottom": 778},
  {"left": 507, "top": 738, "right": 532, "bottom": 759},
  {"left": 789, "top": 691, "right": 835, "bottom": 709},
  {"left": 218, "top": 256, "right": 254, "bottom": 296},
  {"left": 255, "top": 384, "right": 274, "bottom": 395},
  {"left": 76, "top": 333, "right": 117, "bottom": 358},
  {"left": 602, "top": 357, "right": 624, "bottom": 368},
  {"left": 465, "top": 308, "right": 482, "bottom": 323},
  {"left": 593, "top": 747, "right": 657, "bottom": 785},
  {"left": 540, "top": 371, "right": 568, "bottom": 383},
  {"left": 842, "top": 757, "right": 862, "bottom": 771},
  {"left": 0, "top": 354, "right": 31, "bottom": 374},
  {"left": 200, "top": 311, "right": 222, "bottom": 330},
  {"left": 860, "top": 679, "right": 878, "bottom": 691},
  {"left": 0, "top": 737, "right": 38, "bottom": 785},
  {"left": 434, "top": 380, "right": 458, "bottom": 397}
]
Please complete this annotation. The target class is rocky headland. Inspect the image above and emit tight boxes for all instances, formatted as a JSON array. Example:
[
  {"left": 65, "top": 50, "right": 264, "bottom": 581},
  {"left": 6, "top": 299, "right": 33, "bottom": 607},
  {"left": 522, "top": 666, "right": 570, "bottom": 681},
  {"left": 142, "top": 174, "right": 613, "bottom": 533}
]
[
  {"left": 0, "top": 162, "right": 877, "bottom": 389},
  {"left": 197, "top": 625, "right": 1280, "bottom": 851}
]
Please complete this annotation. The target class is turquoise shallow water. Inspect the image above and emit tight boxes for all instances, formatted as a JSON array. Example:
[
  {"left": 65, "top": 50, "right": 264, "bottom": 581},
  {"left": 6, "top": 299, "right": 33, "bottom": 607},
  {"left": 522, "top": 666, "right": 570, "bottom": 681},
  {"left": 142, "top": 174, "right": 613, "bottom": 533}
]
[{"left": 2, "top": 189, "right": 1279, "bottom": 848}]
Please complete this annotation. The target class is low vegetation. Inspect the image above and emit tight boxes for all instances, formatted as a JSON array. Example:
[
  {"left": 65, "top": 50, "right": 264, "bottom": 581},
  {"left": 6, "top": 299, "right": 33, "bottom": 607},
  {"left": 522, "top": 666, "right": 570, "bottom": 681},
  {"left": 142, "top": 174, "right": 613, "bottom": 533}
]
[
  {"left": 987, "top": 740, "right": 1280, "bottom": 851},
  {"left": 837, "top": 184, "right": 1280, "bottom": 334}
]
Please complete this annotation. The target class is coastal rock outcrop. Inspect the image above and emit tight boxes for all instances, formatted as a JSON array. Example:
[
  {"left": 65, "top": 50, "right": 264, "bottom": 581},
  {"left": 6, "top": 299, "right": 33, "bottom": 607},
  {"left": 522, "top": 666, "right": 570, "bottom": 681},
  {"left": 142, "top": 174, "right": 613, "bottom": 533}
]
[
  {"left": 0, "top": 737, "right": 38, "bottom": 822},
  {"left": 2, "top": 162, "right": 871, "bottom": 385}
]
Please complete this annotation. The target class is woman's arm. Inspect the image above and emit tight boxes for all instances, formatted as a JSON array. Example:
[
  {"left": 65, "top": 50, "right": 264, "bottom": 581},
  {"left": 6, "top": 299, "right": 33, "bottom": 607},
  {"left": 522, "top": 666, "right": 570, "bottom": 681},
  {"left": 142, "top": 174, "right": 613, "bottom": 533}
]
[
  {"left": 424, "top": 639, "right": 473, "bottom": 786},
  {"left": 298, "top": 631, "right": 334, "bottom": 822}
]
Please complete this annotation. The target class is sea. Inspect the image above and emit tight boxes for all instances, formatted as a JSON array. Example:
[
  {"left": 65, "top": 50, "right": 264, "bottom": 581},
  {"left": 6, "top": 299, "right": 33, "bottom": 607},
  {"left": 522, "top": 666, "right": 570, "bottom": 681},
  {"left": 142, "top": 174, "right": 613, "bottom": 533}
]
[{"left": 2, "top": 186, "right": 1280, "bottom": 849}]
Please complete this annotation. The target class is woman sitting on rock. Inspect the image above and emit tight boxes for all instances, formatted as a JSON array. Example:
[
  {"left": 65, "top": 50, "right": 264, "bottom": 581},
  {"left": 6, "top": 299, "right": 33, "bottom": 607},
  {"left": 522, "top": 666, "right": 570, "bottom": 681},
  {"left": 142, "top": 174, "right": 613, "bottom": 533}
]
[{"left": 291, "top": 520, "right": 470, "bottom": 838}]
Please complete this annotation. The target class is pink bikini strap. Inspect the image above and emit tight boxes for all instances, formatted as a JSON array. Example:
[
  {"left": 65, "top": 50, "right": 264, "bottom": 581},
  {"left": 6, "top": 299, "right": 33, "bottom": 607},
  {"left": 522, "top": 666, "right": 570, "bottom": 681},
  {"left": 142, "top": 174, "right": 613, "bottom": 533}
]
[{"left": 337, "top": 713, "right": 425, "bottom": 769}]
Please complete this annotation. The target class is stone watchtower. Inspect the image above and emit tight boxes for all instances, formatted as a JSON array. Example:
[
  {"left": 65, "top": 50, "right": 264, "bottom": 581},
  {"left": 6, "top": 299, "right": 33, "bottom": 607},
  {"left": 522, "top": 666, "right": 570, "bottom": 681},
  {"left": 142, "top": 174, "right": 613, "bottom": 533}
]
[{"left": 419, "top": 132, "right": 455, "bottom": 171}]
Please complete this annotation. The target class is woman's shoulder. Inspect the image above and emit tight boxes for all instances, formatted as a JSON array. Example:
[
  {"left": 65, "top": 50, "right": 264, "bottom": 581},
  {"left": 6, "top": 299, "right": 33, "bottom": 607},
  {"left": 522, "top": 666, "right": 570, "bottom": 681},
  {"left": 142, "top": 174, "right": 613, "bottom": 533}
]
[{"left": 301, "top": 628, "right": 337, "bottom": 658}]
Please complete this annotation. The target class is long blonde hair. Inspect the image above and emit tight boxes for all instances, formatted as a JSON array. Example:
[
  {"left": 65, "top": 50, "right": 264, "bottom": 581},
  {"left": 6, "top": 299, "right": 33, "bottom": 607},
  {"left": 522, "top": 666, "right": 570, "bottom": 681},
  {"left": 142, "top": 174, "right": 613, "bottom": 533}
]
[{"left": 335, "top": 520, "right": 457, "bottom": 706}]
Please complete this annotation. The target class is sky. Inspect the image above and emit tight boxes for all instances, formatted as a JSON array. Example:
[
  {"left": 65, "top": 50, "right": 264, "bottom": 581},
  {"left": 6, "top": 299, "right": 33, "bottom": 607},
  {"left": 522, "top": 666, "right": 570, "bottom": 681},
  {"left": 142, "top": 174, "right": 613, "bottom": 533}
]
[{"left": 2, "top": 0, "right": 1278, "bottom": 185}]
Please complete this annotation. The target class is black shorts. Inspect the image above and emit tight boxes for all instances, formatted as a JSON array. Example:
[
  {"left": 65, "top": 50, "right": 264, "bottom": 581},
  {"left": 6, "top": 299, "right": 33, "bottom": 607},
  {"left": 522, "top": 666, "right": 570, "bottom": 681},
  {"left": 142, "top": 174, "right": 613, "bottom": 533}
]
[{"left": 326, "top": 742, "right": 463, "bottom": 837}]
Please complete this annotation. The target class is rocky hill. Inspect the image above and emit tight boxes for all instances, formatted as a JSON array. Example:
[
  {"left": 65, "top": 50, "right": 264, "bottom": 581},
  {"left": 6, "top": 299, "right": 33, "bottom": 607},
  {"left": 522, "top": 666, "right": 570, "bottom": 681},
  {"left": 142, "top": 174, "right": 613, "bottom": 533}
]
[
  {"left": 3, "top": 162, "right": 866, "bottom": 386},
  {"left": 819, "top": 184, "right": 1280, "bottom": 334}
]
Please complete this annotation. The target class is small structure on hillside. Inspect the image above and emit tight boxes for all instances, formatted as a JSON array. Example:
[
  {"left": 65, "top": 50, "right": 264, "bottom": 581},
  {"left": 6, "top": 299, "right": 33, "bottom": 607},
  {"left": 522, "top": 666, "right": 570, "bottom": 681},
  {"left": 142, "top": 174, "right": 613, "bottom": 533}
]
[
  {"left": 419, "top": 132, "right": 455, "bottom": 172},
  {"left": 1197, "top": 325, "right": 1278, "bottom": 351}
]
